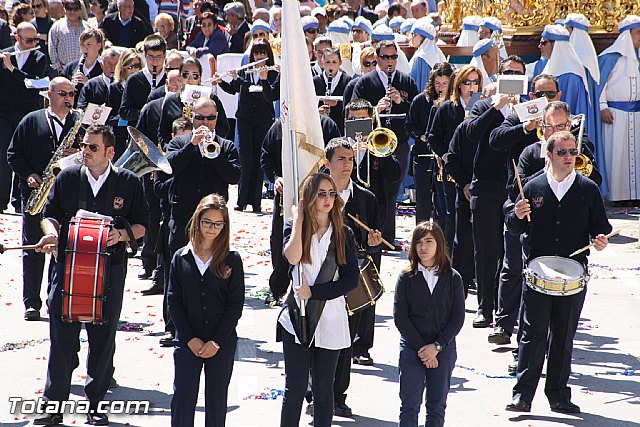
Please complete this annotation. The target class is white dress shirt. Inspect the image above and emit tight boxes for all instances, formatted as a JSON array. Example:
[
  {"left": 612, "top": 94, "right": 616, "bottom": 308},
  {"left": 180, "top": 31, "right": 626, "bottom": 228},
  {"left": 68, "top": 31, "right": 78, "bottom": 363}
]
[
  {"left": 418, "top": 263, "right": 439, "bottom": 294},
  {"left": 182, "top": 242, "right": 212, "bottom": 276},
  {"left": 376, "top": 66, "right": 396, "bottom": 90},
  {"left": 46, "top": 108, "right": 68, "bottom": 145},
  {"left": 142, "top": 66, "right": 166, "bottom": 87},
  {"left": 546, "top": 169, "right": 577, "bottom": 201},
  {"left": 86, "top": 162, "right": 112, "bottom": 196},
  {"left": 278, "top": 223, "right": 351, "bottom": 350},
  {"left": 338, "top": 180, "right": 353, "bottom": 206},
  {"left": 323, "top": 70, "right": 342, "bottom": 94},
  {"left": 14, "top": 44, "right": 30, "bottom": 69}
]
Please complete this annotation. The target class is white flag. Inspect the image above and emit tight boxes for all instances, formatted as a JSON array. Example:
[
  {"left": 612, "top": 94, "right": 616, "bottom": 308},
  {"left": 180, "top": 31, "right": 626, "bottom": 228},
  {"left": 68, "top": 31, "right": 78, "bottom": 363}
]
[{"left": 280, "top": 0, "right": 326, "bottom": 222}]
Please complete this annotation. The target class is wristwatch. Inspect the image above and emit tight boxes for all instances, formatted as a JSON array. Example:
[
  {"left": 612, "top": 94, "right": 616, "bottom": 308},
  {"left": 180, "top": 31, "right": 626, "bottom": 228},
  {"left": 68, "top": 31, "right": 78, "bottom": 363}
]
[{"left": 434, "top": 341, "right": 443, "bottom": 352}]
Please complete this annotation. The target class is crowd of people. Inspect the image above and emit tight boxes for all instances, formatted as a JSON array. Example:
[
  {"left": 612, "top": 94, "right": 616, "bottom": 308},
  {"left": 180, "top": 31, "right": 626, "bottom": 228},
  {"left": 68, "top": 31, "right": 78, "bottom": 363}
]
[{"left": 0, "top": 0, "right": 636, "bottom": 425}]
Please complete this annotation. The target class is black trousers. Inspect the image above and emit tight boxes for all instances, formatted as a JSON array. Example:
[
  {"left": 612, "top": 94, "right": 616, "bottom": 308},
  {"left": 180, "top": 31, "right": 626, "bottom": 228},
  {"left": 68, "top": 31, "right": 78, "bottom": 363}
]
[
  {"left": 495, "top": 221, "right": 523, "bottom": 334},
  {"left": 236, "top": 117, "right": 273, "bottom": 209},
  {"left": 269, "top": 194, "right": 290, "bottom": 300},
  {"left": 171, "top": 338, "right": 237, "bottom": 427},
  {"left": 470, "top": 181, "right": 505, "bottom": 319},
  {"left": 434, "top": 179, "right": 456, "bottom": 251},
  {"left": 0, "top": 114, "right": 19, "bottom": 210},
  {"left": 21, "top": 187, "right": 47, "bottom": 310},
  {"left": 513, "top": 284, "right": 586, "bottom": 404},
  {"left": 333, "top": 312, "right": 359, "bottom": 405},
  {"left": 140, "top": 174, "right": 160, "bottom": 274},
  {"left": 280, "top": 330, "right": 340, "bottom": 427},
  {"left": 382, "top": 142, "right": 409, "bottom": 243},
  {"left": 44, "top": 263, "right": 125, "bottom": 404},
  {"left": 163, "top": 218, "right": 190, "bottom": 335},
  {"left": 452, "top": 188, "right": 474, "bottom": 297},
  {"left": 412, "top": 153, "right": 435, "bottom": 224}
]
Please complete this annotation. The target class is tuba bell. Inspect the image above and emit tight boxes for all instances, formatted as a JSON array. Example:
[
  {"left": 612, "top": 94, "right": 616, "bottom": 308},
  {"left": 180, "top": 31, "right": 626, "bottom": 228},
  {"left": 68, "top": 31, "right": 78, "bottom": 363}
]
[{"left": 115, "top": 127, "right": 173, "bottom": 176}]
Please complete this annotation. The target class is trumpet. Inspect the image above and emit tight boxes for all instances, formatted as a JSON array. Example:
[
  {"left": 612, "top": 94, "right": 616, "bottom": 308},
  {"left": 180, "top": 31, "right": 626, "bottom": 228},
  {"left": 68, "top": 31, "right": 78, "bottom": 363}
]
[{"left": 195, "top": 127, "right": 221, "bottom": 159}]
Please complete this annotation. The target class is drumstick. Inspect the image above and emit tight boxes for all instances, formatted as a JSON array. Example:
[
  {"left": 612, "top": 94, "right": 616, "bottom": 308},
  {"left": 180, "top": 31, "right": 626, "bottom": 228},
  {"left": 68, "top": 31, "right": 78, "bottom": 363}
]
[
  {"left": 569, "top": 230, "right": 620, "bottom": 257},
  {"left": 347, "top": 213, "right": 395, "bottom": 250},
  {"left": 512, "top": 159, "right": 530, "bottom": 222},
  {"left": 0, "top": 243, "right": 45, "bottom": 254}
]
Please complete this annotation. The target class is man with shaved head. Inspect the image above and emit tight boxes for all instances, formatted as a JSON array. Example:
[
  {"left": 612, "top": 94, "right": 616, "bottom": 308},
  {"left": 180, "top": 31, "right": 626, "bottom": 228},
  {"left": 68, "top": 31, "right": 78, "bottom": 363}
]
[{"left": 0, "top": 21, "right": 49, "bottom": 215}]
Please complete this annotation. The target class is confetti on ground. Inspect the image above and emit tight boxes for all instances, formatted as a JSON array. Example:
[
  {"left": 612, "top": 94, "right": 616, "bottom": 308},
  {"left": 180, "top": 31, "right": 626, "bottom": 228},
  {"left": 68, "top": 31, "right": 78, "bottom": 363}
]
[
  {"left": 594, "top": 370, "right": 638, "bottom": 376},
  {"left": 251, "top": 286, "right": 271, "bottom": 299},
  {"left": 117, "top": 321, "right": 149, "bottom": 332},
  {"left": 0, "top": 338, "right": 49, "bottom": 353},
  {"left": 243, "top": 387, "right": 284, "bottom": 400},
  {"left": 455, "top": 364, "right": 515, "bottom": 379}
]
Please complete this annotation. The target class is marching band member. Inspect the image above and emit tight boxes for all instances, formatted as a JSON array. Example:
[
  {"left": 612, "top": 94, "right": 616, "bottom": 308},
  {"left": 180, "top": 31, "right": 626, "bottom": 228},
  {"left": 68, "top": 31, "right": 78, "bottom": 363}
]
[
  {"left": 278, "top": 172, "right": 359, "bottom": 427},
  {"left": 61, "top": 28, "right": 104, "bottom": 106},
  {"left": 343, "top": 46, "right": 377, "bottom": 111},
  {"left": 351, "top": 39, "right": 418, "bottom": 247},
  {"left": 406, "top": 62, "right": 453, "bottom": 224},
  {"left": 157, "top": 57, "right": 230, "bottom": 147},
  {"left": 218, "top": 38, "right": 279, "bottom": 213},
  {"left": 33, "top": 124, "right": 149, "bottom": 426},
  {"left": 7, "top": 77, "right": 80, "bottom": 321},
  {"left": 146, "top": 50, "right": 185, "bottom": 102},
  {"left": 168, "top": 194, "right": 245, "bottom": 427},
  {"left": 428, "top": 64, "right": 482, "bottom": 250},
  {"left": 506, "top": 130, "right": 611, "bottom": 414},
  {"left": 0, "top": 21, "right": 48, "bottom": 215},
  {"left": 394, "top": 220, "right": 465, "bottom": 427},
  {"left": 315, "top": 47, "right": 352, "bottom": 134},
  {"left": 160, "top": 97, "right": 240, "bottom": 345},
  {"left": 370, "top": 25, "right": 411, "bottom": 73},
  {"left": 408, "top": 17, "right": 446, "bottom": 93},
  {"left": 77, "top": 47, "right": 121, "bottom": 110},
  {"left": 324, "top": 138, "right": 383, "bottom": 417},
  {"left": 312, "top": 36, "right": 333, "bottom": 77},
  {"left": 260, "top": 115, "right": 341, "bottom": 306}
]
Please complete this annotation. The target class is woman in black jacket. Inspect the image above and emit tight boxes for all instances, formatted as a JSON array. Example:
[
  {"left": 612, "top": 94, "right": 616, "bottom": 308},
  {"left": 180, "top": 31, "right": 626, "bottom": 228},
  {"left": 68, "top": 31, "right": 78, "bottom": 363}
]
[
  {"left": 219, "top": 38, "right": 279, "bottom": 213},
  {"left": 168, "top": 193, "right": 245, "bottom": 427}
]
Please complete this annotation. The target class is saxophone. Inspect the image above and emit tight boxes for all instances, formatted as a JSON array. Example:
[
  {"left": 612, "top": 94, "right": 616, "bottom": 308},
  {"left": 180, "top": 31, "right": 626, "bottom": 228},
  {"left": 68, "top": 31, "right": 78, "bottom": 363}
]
[{"left": 26, "top": 106, "right": 84, "bottom": 215}]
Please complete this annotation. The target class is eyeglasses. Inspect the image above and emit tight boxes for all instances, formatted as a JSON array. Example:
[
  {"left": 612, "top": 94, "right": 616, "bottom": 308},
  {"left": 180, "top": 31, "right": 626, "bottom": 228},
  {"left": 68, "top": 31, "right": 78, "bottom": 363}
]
[
  {"left": 32, "top": 3, "right": 43, "bottom": 9},
  {"left": 56, "top": 90, "right": 76, "bottom": 97},
  {"left": 362, "top": 60, "right": 377, "bottom": 67},
  {"left": 193, "top": 114, "right": 217, "bottom": 121},
  {"left": 200, "top": 219, "right": 225, "bottom": 229},
  {"left": 20, "top": 36, "right": 39, "bottom": 44},
  {"left": 534, "top": 90, "right": 558, "bottom": 99},
  {"left": 352, "top": 28, "right": 364, "bottom": 33},
  {"left": 252, "top": 33, "right": 267, "bottom": 39},
  {"left": 146, "top": 54, "right": 165, "bottom": 61},
  {"left": 124, "top": 63, "right": 142, "bottom": 70},
  {"left": 181, "top": 71, "right": 200, "bottom": 79},
  {"left": 305, "top": 28, "right": 319, "bottom": 34},
  {"left": 542, "top": 121, "right": 570, "bottom": 131},
  {"left": 79, "top": 142, "right": 99, "bottom": 152},
  {"left": 317, "top": 190, "right": 338, "bottom": 199},
  {"left": 539, "top": 40, "right": 554, "bottom": 46},
  {"left": 461, "top": 79, "right": 480, "bottom": 86},
  {"left": 378, "top": 54, "right": 399, "bottom": 60},
  {"left": 502, "top": 69, "right": 525, "bottom": 75},
  {"left": 555, "top": 148, "right": 579, "bottom": 157}
]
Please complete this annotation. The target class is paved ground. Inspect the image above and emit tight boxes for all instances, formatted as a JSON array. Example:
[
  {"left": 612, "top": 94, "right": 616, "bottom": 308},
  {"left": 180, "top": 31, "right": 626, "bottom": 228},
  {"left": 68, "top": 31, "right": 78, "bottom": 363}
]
[{"left": 1, "top": 189, "right": 639, "bottom": 427}]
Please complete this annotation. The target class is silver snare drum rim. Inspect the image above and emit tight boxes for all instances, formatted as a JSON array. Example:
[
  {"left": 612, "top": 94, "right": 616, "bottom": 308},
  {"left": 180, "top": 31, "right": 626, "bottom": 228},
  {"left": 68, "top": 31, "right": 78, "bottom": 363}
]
[{"left": 525, "top": 256, "right": 587, "bottom": 296}]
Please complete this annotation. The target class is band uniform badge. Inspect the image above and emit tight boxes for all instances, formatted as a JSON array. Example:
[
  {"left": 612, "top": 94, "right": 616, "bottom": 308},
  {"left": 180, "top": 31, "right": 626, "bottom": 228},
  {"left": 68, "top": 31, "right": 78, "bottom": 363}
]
[
  {"left": 113, "top": 197, "right": 124, "bottom": 210},
  {"left": 532, "top": 196, "right": 544, "bottom": 208}
]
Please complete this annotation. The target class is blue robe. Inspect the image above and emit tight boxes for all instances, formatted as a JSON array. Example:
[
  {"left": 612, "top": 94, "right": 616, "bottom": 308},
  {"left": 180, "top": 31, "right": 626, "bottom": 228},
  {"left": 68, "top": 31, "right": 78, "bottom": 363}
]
[
  {"left": 532, "top": 57, "right": 548, "bottom": 78},
  {"left": 585, "top": 69, "right": 603, "bottom": 189},
  {"left": 410, "top": 57, "right": 432, "bottom": 92}
]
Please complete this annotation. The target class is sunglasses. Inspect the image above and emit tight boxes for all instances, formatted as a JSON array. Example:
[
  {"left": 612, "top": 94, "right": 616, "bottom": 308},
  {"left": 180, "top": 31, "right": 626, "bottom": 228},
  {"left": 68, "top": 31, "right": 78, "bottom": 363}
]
[
  {"left": 542, "top": 121, "right": 570, "bottom": 131},
  {"left": 32, "top": 3, "right": 43, "bottom": 8},
  {"left": 181, "top": 71, "right": 200, "bottom": 79},
  {"left": 79, "top": 142, "right": 100, "bottom": 152},
  {"left": 193, "top": 114, "right": 217, "bottom": 121},
  {"left": 351, "top": 28, "right": 364, "bottom": 33},
  {"left": 378, "top": 54, "right": 399, "bottom": 60},
  {"left": 502, "top": 69, "right": 525, "bottom": 75},
  {"left": 534, "top": 90, "right": 558, "bottom": 99},
  {"left": 64, "top": 5, "right": 80, "bottom": 10},
  {"left": 125, "top": 63, "right": 142, "bottom": 70},
  {"left": 317, "top": 190, "right": 338, "bottom": 199},
  {"left": 555, "top": 148, "right": 579, "bottom": 157},
  {"left": 539, "top": 40, "right": 553, "bottom": 46},
  {"left": 20, "top": 36, "right": 39, "bottom": 44},
  {"left": 56, "top": 90, "right": 76, "bottom": 97},
  {"left": 462, "top": 79, "right": 480, "bottom": 86},
  {"left": 362, "top": 60, "right": 377, "bottom": 67},
  {"left": 305, "top": 28, "right": 319, "bottom": 34},
  {"left": 252, "top": 33, "right": 267, "bottom": 39},
  {"left": 200, "top": 219, "right": 225, "bottom": 229}
]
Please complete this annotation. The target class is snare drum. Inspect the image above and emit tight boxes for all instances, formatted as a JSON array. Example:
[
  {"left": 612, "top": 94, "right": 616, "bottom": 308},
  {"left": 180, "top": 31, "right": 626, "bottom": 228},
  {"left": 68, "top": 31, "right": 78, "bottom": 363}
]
[
  {"left": 525, "top": 256, "right": 588, "bottom": 296},
  {"left": 62, "top": 217, "right": 112, "bottom": 324},
  {"left": 346, "top": 255, "right": 384, "bottom": 316}
]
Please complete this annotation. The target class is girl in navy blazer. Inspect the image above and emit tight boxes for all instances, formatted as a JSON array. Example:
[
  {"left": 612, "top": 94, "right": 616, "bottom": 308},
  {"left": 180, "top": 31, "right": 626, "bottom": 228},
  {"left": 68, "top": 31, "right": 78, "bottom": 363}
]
[
  {"left": 168, "top": 194, "right": 245, "bottom": 427},
  {"left": 394, "top": 221, "right": 465, "bottom": 427}
]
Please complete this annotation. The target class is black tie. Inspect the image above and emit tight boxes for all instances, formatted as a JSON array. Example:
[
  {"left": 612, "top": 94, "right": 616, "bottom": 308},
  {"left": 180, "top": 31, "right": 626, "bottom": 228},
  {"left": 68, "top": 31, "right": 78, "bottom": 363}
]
[{"left": 49, "top": 115, "right": 65, "bottom": 146}]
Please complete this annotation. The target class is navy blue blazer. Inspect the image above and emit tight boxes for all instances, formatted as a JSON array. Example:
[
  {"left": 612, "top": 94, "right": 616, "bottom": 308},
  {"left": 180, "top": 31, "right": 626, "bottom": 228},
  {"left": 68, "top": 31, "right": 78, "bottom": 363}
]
[
  {"left": 188, "top": 27, "right": 230, "bottom": 58},
  {"left": 393, "top": 268, "right": 465, "bottom": 350}
]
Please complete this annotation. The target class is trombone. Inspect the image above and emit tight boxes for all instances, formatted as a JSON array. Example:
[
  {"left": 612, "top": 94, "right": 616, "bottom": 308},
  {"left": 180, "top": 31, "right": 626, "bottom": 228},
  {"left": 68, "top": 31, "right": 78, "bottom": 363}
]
[
  {"left": 536, "top": 113, "right": 592, "bottom": 177},
  {"left": 352, "top": 110, "right": 398, "bottom": 187}
]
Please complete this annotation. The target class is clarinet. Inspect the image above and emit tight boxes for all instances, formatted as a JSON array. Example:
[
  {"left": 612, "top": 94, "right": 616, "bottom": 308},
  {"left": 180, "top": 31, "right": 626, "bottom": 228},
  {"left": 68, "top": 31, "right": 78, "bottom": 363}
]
[
  {"left": 151, "top": 65, "right": 157, "bottom": 89},
  {"left": 326, "top": 69, "right": 333, "bottom": 97},
  {"left": 73, "top": 53, "right": 87, "bottom": 88},
  {"left": 385, "top": 65, "right": 392, "bottom": 127}
]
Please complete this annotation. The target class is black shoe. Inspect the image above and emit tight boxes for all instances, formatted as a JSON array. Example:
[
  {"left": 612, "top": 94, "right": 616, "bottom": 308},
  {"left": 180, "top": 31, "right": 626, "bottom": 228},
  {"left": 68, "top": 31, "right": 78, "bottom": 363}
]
[
  {"left": 137, "top": 270, "right": 152, "bottom": 280},
  {"left": 141, "top": 282, "right": 164, "bottom": 296},
  {"left": 473, "top": 313, "right": 492, "bottom": 328},
  {"left": 508, "top": 360, "right": 518, "bottom": 376},
  {"left": 86, "top": 410, "right": 109, "bottom": 425},
  {"left": 13, "top": 204, "right": 21, "bottom": 214},
  {"left": 234, "top": 205, "right": 246, "bottom": 212},
  {"left": 24, "top": 307, "right": 40, "bottom": 321},
  {"left": 353, "top": 355, "right": 374, "bottom": 366},
  {"left": 109, "top": 377, "right": 119, "bottom": 389},
  {"left": 506, "top": 397, "right": 531, "bottom": 412},
  {"left": 34, "top": 413, "right": 63, "bottom": 425},
  {"left": 488, "top": 327, "right": 511, "bottom": 345},
  {"left": 159, "top": 332, "right": 175, "bottom": 347},
  {"left": 333, "top": 401, "right": 353, "bottom": 417},
  {"left": 549, "top": 399, "right": 581, "bottom": 414}
]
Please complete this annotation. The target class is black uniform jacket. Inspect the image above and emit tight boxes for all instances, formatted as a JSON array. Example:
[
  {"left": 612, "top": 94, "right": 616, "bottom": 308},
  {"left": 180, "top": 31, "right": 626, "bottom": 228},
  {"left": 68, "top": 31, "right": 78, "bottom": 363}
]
[
  {"left": 219, "top": 69, "right": 280, "bottom": 120},
  {"left": 465, "top": 98, "right": 508, "bottom": 183},
  {"left": 0, "top": 47, "right": 49, "bottom": 116},
  {"left": 428, "top": 100, "right": 465, "bottom": 157},
  {"left": 78, "top": 75, "right": 110, "bottom": 110},
  {"left": 313, "top": 71, "right": 352, "bottom": 133},
  {"left": 120, "top": 70, "right": 167, "bottom": 124},
  {"left": 168, "top": 249, "right": 245, "bottom": 345}
]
